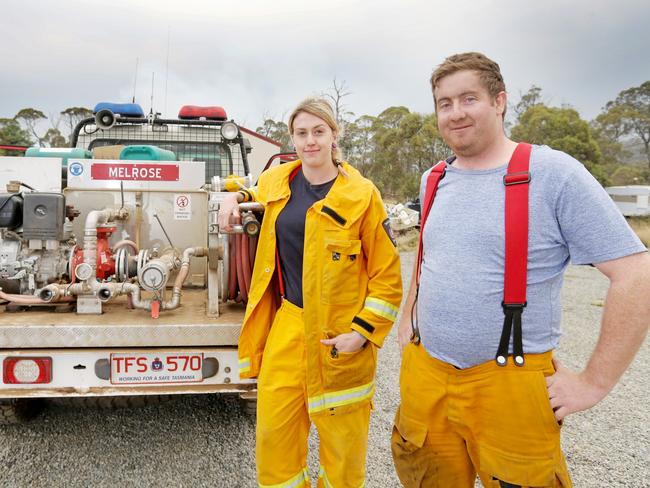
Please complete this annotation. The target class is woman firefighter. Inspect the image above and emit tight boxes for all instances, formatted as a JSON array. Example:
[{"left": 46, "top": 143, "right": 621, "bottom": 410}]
[{"left": 218, "top": 97, "right": 402, "bottom": 487}]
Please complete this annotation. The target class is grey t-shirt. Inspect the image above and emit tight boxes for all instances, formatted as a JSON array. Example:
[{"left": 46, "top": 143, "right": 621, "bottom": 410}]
[{"left": 417, "top": 145, "right": 646, "bottom": 368}]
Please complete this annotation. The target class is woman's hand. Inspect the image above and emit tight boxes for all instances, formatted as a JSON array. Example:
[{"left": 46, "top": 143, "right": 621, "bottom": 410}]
[
  {"left": 217, "top": 193, "right": 241, "bottom": 232},
  {"left": 321, "top": 331, "right": 368, "bottom": 353}
]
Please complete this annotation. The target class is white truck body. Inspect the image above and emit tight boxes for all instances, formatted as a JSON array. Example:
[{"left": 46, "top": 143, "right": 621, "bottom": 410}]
[{"left": 0, "top": 155, "right": 253, "bottom": 402}]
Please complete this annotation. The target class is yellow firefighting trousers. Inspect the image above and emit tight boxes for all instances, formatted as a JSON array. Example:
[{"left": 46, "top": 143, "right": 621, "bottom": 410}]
[
  {"left": 257, "top": 300, "right": 370, "bottom": 488},
  {"left": 392, "top": 343, "right": 573, "bottom": 488}
]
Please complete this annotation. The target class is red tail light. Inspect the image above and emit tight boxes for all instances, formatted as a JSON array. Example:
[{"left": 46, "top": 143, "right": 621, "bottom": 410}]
[{"left": 3, "top": 357, "right": 52, "bottom": 384}]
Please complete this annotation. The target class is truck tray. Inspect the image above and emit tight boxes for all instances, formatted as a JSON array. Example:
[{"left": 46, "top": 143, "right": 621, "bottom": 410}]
[{"left": 0, "top": 289, "right": 244, "bottom": 348}]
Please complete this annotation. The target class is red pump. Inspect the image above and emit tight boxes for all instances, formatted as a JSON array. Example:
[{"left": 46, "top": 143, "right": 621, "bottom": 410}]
[{"left": 70, "top": 226, "right": 117, "bottom": 281}]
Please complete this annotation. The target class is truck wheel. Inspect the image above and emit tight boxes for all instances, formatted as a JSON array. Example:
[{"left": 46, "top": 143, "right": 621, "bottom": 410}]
[
  {"left": 240, "top": 398, "right": 257, "bottom": 416},
  {"left": 0, "top": 399, "right": 44, "bottom": 425},
  {"left": 49, "top": 395, "right": 174, "bottom": 410}
]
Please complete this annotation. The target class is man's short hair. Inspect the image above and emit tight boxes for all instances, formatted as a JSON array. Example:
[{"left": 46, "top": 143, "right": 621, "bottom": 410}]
[{"left": 430, "top": 52, "right": 507, "bottom": 117}]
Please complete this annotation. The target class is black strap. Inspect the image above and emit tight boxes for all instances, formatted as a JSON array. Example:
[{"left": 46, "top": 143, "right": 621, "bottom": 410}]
[
  {"left": 496, "top": 303, "right": 525, "bottom": 367},
  {"left": 410, "top": 287, "right": 421, "bottom": 345}
]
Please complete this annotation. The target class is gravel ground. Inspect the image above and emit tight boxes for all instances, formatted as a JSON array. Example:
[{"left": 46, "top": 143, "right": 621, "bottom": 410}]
[{"left": 0, "top": 251, "right": 648, "bottom": 487}]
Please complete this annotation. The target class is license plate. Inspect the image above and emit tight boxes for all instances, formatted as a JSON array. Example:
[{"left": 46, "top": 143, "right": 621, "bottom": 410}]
[{"left": 110, "top": 353, "right": 203, "bottom": 385}]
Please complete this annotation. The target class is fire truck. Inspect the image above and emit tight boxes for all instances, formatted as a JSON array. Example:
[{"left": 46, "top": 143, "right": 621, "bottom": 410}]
[{"left": 0, "top": 103, "right": 280, "bottom": 423}]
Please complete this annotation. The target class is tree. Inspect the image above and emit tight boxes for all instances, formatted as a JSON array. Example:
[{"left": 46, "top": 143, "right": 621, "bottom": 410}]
[
  {"left": 511, "top": 104, "right": 607, "bottom": 184},
  {"left": 339, "top": 115, "right": 377, "bottom": 176},
  {"left": 609, "top": 164, "right": 650, "bottom": 186},
  {"left": 0, "top": 118, "right": 32, "bottom": 155},
  {"left": 366, "top": 107, "right": 448, "bottom": 199},
  {"left": 513, "top": 85, "right": 544, "bottom": 121},
  {"left": 596, "top": 81, "right": 650, "bottom": 167},
  {"left": 42, "top": 128, "right": 67, "bottom": 147},
  {"left": 323, "top": 78, "right": 353, "bottom": 128},
  {"left": 60, "top": 107, "right": 93, "bottom": 140},
  {"left": 14, "top": 108, "right": 47, "bottom": 146},
  {"left": 255, "top": 119, "right": 292, "bottom": 152}
]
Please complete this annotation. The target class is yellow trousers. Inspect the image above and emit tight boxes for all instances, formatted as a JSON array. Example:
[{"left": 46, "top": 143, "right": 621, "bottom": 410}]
[
  {"left": 256, "top": 300, "right": 370, "bottom": 488},
  {"left": 392, "top": 343, "right": 572, "bottom": 488}
]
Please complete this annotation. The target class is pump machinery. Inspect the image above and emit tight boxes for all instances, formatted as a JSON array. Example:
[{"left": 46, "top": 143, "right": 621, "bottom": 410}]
[{"left": 0, "top": 102, "right": 289, "bottom": 423}]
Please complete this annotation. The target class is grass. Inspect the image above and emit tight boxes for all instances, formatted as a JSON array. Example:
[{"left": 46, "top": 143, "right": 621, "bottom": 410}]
[
  {"left": 628, "top": 216, "right": 650, "bottom": 247},
  {"left": 396, "top": 228, "right": 420, "bottom": 252}
]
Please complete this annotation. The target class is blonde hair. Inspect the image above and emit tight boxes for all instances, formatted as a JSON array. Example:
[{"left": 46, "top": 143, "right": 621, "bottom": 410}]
[
  {"left": 430, "top": 52, "right": 507, "bottom": 119},
  {"left": 288, "top": 98, "right": 345, "bottom": 174}
]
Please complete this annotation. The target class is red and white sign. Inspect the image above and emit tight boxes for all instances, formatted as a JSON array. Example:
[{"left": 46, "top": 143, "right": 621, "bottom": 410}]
[
  {"left": 174, "top": 193, "right": 192, "bottom": 220},
  {"left": 110, "top": 352, "right": 203, "bottom": 384},
  {"left": 91, "top": 163, "right": 179, "bottom": 181}
]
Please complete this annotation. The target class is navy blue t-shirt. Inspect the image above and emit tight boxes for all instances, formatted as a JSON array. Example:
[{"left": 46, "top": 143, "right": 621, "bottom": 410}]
[{"left": 276, "top": 168, "right": 336, "bottom": 307}]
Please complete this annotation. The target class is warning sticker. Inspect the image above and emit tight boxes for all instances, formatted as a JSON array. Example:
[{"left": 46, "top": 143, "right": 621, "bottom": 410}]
[{"left": 174, "top": 194, "right": 192, "bottom": 220}]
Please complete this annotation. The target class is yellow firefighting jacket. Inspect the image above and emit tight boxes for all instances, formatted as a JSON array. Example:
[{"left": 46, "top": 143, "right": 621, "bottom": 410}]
[{"left": 237, "top": 160, "right": 402, "bottom": 416}]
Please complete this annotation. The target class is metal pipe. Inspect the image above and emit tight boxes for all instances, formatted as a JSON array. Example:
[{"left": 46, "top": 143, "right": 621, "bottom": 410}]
[
  {"left": 113, "top": 239, "right": 138, "bottom": 254},
  {"left": 38, "top": 246, "right": 206, "bottom": 313},
  {"left": 239, "top": 202, "right": 264, "bottom": 212},
  {"left": 1, "top": 288, "right": 74, "bottom": 305},
  {"left": 160, "top": 246, "right": 208, "bottom": 310}
]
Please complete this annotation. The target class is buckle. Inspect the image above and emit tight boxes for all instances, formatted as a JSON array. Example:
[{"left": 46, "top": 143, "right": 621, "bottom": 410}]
[
  {"left": 503, "top": 171, "right": 531, "bottom": 186},
  {"left": 502, "top": 301, "right": 527, "bottom": 311}
]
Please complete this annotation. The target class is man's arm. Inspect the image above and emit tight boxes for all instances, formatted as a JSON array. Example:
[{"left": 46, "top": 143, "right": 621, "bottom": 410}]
[
  {"left": 546, "top": 251, "right": 650, "bottom": 420},
  {"left": 397, "top": 255, "right": 419, "bottom": 353}
]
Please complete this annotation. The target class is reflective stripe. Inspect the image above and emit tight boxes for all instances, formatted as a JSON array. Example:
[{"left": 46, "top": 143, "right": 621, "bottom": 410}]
[
  {"left": 259, "top": 467, "right": 309, "bottom": 488},
  {"left": 238, "top": 357, "right": 251, "bottom": 373},
  {"left": 308, "top": 381, "right": 375, "bottom": 414},
  {"left": 318, "top": 466, "right": 366, "bottom": 488},
  {"left": 318, "top": 466, "right": 334, "bottom": 488},
  {"left": 364, "top": 297, "right": 399, "bottom": 322}
]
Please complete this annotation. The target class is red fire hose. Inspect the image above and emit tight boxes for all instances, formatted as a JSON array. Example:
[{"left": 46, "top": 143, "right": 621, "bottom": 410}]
[{"left": 227, "top": 216, "right": 257, "bottom": 303}]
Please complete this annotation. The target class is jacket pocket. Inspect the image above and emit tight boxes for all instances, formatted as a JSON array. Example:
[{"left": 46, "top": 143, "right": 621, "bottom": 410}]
[
  {"left": 391, "top": 407, "right": 436, "bottom": 487},
  {"left": 322, "top": 239, "right": 363, "bottom": 304},
  {"left": 321, "top": 339, "right": 376, "bottom": 391}
]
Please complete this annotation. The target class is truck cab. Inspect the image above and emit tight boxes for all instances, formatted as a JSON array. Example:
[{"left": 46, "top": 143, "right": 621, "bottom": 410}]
[{"left": 72, "top": 103, "right": 252, "bottom": 183}]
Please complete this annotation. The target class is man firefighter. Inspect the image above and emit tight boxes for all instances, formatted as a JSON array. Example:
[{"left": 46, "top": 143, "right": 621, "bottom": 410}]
[{"left": 392, "top": 52, "right": 650, "bottom": 487}]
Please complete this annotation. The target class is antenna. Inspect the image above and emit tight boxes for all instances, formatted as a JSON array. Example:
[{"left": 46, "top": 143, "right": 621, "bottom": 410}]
[
  {"left": 164, "top": 26, "right": 171, "bottom": 117},
  {"left": 132, "top": 57, "right": 139, "bottom": 103},
  {"left": 150, "top": 72, "right": 155, "bottom": 115}
]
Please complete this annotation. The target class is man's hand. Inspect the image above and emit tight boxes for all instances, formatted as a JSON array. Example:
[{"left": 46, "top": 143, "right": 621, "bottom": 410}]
[
  {"left": 397, "top": 315, "right": 413, "bottom": 354},
  {"left": 321, "top": 331, "right": 367, "bottom": 353},
  {"left": 545, "top": 357, "right": 610, "bottom": 421}
]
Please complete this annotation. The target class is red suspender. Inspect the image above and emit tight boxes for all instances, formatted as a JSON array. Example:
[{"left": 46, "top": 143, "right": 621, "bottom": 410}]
[
  {"left": 415, "top": 144, "right": 532, "bottom": 367},
  {"left": 497, "top": 143, "right": 532, "bottom": 366},
  {"left": 416, "top": 161, "right": 447, "bottom": 287},
  {"left": 410, "top": 160, "right": 447, "bottom": 344},
  {"left": 503, "top": 143, "right": 532, "bottom": 306}
]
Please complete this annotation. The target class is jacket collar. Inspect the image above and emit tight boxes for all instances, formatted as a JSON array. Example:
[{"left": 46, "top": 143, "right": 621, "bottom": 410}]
[{"left": 263, "top": 160, "right": 373, "bottom": 229}]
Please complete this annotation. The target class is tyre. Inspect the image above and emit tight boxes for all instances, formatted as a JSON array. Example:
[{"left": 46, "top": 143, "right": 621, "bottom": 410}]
[
  {"left": 239, "top": 390, "right": 257, "bottom": 416},
  {"left": 0, "top": 398, "right": 44, "bottom": 425},
  {"left": 239, "top": 397, "right": 257, "bottom": 416},
  {"left": 48, "top": 395, "right": 175, "bottom": 410}
]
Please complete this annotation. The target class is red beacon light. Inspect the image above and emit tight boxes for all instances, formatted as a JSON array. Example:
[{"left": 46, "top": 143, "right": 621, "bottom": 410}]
[{"left": 178, "top": 105, "right": 228, "bottom": 121}]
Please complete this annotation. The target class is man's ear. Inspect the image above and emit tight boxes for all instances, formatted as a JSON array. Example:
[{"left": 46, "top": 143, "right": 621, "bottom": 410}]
[{"left": 495, "top": 91, "right": 507, "bottom": 116}]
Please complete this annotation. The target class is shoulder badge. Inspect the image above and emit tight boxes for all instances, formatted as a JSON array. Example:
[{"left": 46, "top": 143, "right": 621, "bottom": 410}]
[{"left": 382, "top": 218, "right": 397, "bottom": 247}]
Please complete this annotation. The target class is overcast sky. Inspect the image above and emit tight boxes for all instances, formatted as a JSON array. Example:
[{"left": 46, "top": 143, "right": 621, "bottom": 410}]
[{"left": 1, "top": 0, "right": 649, "bottom": 132}]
